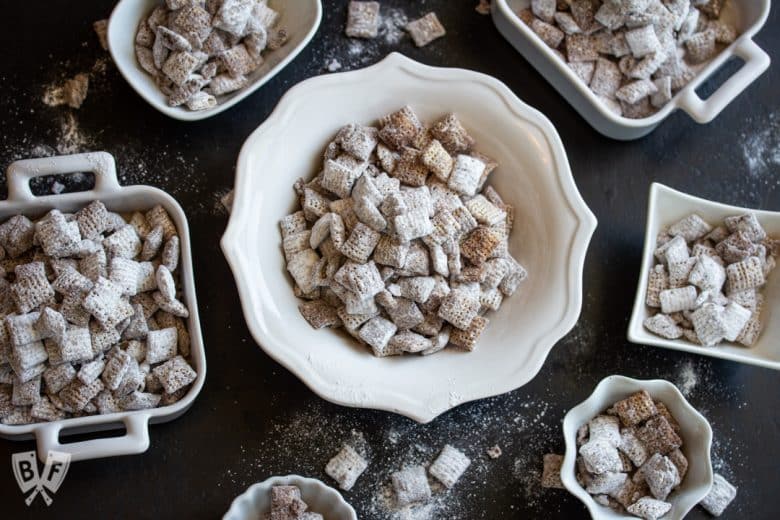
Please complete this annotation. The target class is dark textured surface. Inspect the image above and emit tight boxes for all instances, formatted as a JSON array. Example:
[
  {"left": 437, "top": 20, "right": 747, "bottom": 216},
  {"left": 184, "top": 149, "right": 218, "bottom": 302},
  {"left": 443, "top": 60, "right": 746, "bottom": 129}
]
[{"left": 0, "top": 1, "right": 778, "bottom": 518}]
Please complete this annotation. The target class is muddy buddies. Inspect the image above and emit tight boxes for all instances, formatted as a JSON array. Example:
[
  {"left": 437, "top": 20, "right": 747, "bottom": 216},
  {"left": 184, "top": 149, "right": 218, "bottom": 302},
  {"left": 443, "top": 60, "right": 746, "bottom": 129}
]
[
  {"left": 281, "top": 106, "right": 527, "bottom": 357},
  {"left": 644, "top": 212, "right": 776, "bottom": 348},
  {"left": 135, "top": 0, "right": 288, "bottom": 110},
  {"left": 260, "top": 485, "right": 323, "bottom": 520},
  {"left": 545, "top": 390, "right": 737, "bottom": 518},
  {"left": 515, "top": 0, "right": 738, "bottom": 118},
  {"left": 0, "top": 202, "right": 197, "bottom": 425}
]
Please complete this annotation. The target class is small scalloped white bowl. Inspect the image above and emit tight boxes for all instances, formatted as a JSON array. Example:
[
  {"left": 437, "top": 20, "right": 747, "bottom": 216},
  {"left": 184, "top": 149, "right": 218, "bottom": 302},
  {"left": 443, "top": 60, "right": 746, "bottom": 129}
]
[
  {"left": 107, "top": 0, "right": 322, "bottom": 121},
  {"left": 221, "top": 52, "right": 597, "bottom": 423},
  {"left": 223, "top": 475, "right": 357, "bottom": 520},
  {"left": 628, "top": 183, "right": 780, "bottom": 370},
  {"left": 561, "top": 375, "right": 713, "bottom": 520}
]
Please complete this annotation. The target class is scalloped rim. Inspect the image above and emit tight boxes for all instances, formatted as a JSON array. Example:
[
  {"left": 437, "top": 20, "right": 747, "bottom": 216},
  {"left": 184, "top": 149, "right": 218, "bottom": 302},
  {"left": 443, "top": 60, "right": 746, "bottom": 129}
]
[
  {"left": 561, "top": 375, "right": 713, "bottom": 520},
  {"left": 223, "top": 475, "right": 357, "bottom": 520},
  {"left": 627, "top": 183, "right": 780, "bottom": 370},
  {"left": 221, "top": 52, "right": 597, "bottom": 423}
]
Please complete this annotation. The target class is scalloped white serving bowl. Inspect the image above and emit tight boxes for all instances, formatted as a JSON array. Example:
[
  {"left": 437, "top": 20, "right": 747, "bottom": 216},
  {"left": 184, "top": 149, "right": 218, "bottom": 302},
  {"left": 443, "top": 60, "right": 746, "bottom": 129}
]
[
  {"left": 562, "top": 376, "right": 713, "bottom": 520},
  {"left": 221, "top": 52, "right": 597, "bottom": 423},
  {"left": 223, "top": 475, "right": 356, "bottom": 520},
  {"left": 108, "top": 0, "right": 322, "bottom": 121},
  {"left": 628, "top": 183, "right": 780, "bottom": 369}
]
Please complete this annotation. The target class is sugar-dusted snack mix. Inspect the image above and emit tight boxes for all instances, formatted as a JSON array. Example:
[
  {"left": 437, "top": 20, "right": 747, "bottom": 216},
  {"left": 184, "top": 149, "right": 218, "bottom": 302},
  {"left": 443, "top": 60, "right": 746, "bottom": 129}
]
[
  {"left": 515, "top": 0, "right": 738, "bottom": 118},
  {"left": 429, "top": 444, "right": 471, "bottom": 488},
  {"left": 644, "top": 212, "right": 776, "bottom": 348},
  {"left": 699, "top": 473, "right": 737, "bottom": 516},
  {"left": 0, "top": 202, "right": 197, "bottom": 426},
  {"left": 405, "top": 13, "right": 446, "bottom": 47},
  {"left": 261, "top": 485, "right": 323, "bottom": 520},
  {"left": 541, "top": 453, "right": 565, "bottom": 489},
  {"left": 282, "top": 106, "right": 527, "bottom": 357},
  {"left": 569, "top": 391, "right": 695, "bottom": 517},
  {"left": 392, "top": 465, "right": 432, "bottom": 507},
  {"left": 345, "top": 1, "right": 380, "bottom": 39},
  {"left": 135, "top": 0, "right": 287, "bottom": 111},
  {"left": 325, "top": 444, "right": 369, "bottom": 491}
]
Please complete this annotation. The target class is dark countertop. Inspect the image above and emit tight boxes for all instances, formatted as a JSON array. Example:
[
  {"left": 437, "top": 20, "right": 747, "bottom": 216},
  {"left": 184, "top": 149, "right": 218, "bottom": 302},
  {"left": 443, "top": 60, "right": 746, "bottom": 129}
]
[{"left": 0, "top": 1, "right": 778, "bottom": 518}]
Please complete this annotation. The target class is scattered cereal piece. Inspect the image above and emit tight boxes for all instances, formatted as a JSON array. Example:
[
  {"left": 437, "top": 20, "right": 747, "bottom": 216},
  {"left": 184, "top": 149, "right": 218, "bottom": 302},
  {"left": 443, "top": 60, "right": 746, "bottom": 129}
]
[
  {"left": 699, "top": 473, "right": 737, "bottom": 516},
  {"left": 405, "top": 12, "right": 446, "bottom": 48},
  {"left": 429, "top": 445, "right": 471, "bottom": 488},
  {"left": 541, "top": 453, "right": 564, "bottom": 489},
  {"left": 325, "top": 445, "right": 368, "bottom": 491},
  {"left": 43, "top": 74, "right": 90, "bottom": 109},
  {"left": 392, "top": 465, "right": 431, "bottom": 507},
  {"left": 345, "top": 1, "right": 380, "bottom": 39}
]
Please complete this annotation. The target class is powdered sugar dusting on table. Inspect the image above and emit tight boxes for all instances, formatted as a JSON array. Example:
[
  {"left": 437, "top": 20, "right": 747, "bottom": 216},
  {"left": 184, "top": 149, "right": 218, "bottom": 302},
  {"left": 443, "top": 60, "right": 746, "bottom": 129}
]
[
  {"left": 675, "top": 359, "right": 699, "bottom": 397},
  {"left": 315, "top": 6, "right": 413, "bottom": 73},
  {"left": 740, "top": 111, "right": 780, "bottom": 178},
  {"left": 215, "top": 392, "right": 561, "bottom": 518}
]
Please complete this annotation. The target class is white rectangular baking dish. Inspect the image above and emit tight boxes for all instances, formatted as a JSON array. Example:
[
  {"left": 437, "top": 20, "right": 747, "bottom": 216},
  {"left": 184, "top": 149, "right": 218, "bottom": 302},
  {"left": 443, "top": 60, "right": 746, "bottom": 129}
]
[
  {"left": 108, "top": 0, "right": 322, "bottom": 121},
  {"left": 0, "top": 152, "right": 206, "bottom": 461},
  {"left": 492, "top": 0, "right": 771, "bottom": 140},
  {"left": 628, "top": 183, "right": 780, "bottom": 370}
]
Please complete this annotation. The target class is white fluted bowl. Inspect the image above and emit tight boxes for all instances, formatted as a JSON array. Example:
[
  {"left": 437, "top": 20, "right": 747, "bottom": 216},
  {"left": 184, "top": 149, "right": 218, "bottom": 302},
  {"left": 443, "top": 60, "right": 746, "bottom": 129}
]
[{"left": 223, "top": 475, "right": 356, "bottom": 520}]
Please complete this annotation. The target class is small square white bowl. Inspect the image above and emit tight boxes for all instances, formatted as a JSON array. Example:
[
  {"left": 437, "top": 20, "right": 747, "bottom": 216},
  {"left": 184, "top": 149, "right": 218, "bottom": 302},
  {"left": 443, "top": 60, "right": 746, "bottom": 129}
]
[
  {"left": 562, "top": 375, "right": 713, "bottom": 520},
  {"left": 107, "top": 0, "right": 322, "bottom": 121},
  {"left": 628, "top": 183, "right": 780, "bottom": 370}
]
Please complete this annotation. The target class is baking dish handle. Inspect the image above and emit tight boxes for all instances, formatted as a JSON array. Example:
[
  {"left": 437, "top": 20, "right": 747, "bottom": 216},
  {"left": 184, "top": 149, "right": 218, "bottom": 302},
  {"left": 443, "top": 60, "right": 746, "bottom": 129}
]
[
  {"left": 6, "top": 151, "right": 122, "bottom": 202},
  {"left": 34, "top": 413, "right": 151, "bottom": 462},
  {"left": 678, "top": 38, "right": 770, "bottom": 124}
]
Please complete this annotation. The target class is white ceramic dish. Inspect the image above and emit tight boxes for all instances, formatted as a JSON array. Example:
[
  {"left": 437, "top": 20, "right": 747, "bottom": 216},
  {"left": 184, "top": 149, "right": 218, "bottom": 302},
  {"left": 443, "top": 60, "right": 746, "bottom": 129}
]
[
  {"left": 0, "top": 152, "right": 206, "bottom": 462},
  {"left": 108, "top": 0, "right": 322, "bottom": 121},
  {"left": 221, "top": 52, "right": 597, "bottom": 423},
  {"left": 628, "top": 183, "right": 780, "bottom": 370},
  {"left": 223, "top": 475, "right": 357, "bottom": 520},
  {"left": 562, "top": 375, "right": 713, "bottom": 520},
  {"left": 492, "top": 0, "right": 771, "bottom": 140}
]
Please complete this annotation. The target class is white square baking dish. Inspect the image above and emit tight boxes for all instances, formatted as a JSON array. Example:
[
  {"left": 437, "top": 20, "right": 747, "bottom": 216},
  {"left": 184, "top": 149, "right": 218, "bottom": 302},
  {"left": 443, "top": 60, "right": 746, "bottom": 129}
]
[
  {"left": 492, "top": 0, "right": 771, "bottom": 140},
  {"left": 628, "top": 183, "right": 780, "bottom": 370},
  {"left": 0, "top": 152, "right": 206, "bottom": 461}
]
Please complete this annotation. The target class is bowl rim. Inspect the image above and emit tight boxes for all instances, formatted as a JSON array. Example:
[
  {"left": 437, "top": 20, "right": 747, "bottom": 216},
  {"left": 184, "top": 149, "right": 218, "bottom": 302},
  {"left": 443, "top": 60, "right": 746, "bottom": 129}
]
[
  {"left": 221, "top": 52, "right": 597, "bottom": 423},
  {"left": 107, "top": 0, "right": 323, "bottom": 122},
  {"left": 491, "top": 0, "right": 771, "bottom": 128},
  {"left": 627, "top": 182, "right": 780, "bottom": 370},
  {"left": 222, "top": 474, "right": 357, "bottom": 520},
  {"left": 561, "top": 375, "right": 714, "bottom": 520}
]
